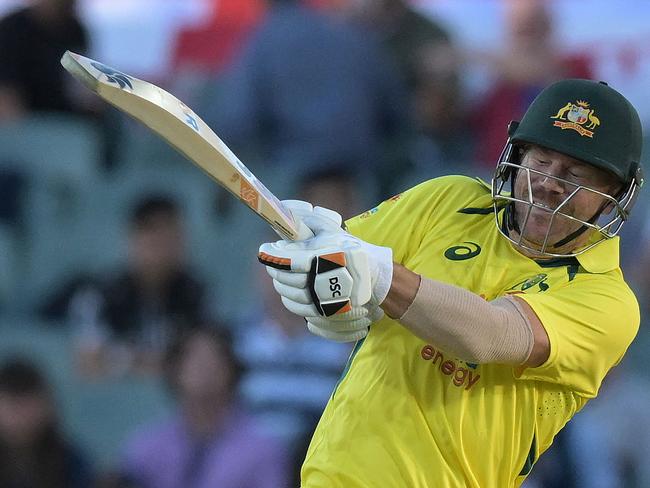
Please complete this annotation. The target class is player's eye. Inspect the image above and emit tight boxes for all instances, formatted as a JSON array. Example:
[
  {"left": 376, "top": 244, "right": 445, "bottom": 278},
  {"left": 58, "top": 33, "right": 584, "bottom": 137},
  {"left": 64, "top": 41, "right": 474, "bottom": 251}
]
[{"left": 527, "top": 157, "right": 550, "bottom": 169}]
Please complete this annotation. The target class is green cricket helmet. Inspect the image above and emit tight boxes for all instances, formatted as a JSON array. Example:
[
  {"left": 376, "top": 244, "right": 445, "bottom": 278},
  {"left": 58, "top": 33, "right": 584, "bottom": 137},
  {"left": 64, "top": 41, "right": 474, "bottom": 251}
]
[{"left": 492, "top": 79, "right": 644, "bottom": 257}]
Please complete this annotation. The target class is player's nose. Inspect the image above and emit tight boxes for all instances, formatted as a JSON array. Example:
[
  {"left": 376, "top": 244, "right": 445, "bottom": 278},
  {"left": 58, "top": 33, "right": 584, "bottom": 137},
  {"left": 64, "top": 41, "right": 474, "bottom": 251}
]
[
  {"left": 535, "top": 167, "right": 566, "bottom": 195},
  {"left": 540, "top": 175, "right": 564, "bottom": 193}
]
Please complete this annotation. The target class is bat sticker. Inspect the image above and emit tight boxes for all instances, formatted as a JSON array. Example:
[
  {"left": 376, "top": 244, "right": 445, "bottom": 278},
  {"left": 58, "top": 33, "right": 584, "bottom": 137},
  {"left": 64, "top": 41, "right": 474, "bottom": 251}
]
[
  {"left": 179, "top": 103, "right": 200, "bottom": 132},
  {"left": 91, "top": 62, "right": 133, "bottom": 90},
  {"left": 184, "top": 113, "right": 199, "bottom": 131},
  {"left": 240, "top": 179, "right": 260, "bottom": 211}
]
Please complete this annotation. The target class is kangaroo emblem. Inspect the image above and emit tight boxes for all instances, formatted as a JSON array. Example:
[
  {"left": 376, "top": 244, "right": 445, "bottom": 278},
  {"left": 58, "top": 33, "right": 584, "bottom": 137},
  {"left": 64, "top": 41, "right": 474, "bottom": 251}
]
[{"left": 550, "top": 102, "right": 572, "bottom": 120}]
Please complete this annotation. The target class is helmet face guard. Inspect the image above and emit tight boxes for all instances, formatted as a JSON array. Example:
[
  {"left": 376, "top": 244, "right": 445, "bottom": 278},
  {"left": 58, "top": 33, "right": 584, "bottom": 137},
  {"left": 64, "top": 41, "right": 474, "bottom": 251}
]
[
  {"left": 491, "top": 79, "right": 644, "bottom": 258},
  {"left": 491, "top": 140, "right": 643, "bottom": 257}
]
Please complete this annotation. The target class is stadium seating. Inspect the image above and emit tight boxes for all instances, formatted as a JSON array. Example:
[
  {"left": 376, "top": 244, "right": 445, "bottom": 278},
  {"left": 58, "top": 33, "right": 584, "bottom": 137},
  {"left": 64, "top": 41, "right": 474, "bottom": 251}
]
[{"left": 0, "top": 114, "right": 105, "bottom": 311}]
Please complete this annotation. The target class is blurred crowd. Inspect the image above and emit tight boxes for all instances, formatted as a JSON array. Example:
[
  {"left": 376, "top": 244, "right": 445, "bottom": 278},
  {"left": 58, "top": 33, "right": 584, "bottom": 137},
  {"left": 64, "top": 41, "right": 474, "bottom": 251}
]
[{"left": 1, "top": 0, "right": 650, "bottom": 486}]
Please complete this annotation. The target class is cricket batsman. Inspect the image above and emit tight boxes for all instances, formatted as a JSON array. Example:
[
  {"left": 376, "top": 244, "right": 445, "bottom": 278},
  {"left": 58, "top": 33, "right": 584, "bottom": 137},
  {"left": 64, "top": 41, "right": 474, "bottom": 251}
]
[{"left": 258, "top": 79, "right": 644, "bottom": 486}]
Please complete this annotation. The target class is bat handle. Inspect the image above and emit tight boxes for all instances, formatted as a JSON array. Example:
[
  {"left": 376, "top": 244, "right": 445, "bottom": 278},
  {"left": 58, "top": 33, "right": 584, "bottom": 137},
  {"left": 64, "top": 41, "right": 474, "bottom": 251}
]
[
  {"left": 278, "top": 199, "right": 315, "bottom": 241},
  {"left": 293, "top": 215, "right": 315, "bottom": 241}
]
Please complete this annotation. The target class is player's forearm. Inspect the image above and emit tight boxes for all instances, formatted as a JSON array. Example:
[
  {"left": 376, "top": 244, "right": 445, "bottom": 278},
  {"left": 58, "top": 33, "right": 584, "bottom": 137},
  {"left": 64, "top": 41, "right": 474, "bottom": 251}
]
[
  {"left": 382, "top": 264, "right": 534, "bottom": 365},
  {"left": 380, "top": 263, "right": 421, "bottom": 319}
]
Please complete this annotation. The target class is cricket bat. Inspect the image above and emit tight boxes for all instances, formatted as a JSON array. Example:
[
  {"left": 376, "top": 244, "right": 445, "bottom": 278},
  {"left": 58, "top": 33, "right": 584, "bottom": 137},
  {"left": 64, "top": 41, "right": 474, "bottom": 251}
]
[{"left": 60, "top": 50, "right": 311, "bottom": 241}]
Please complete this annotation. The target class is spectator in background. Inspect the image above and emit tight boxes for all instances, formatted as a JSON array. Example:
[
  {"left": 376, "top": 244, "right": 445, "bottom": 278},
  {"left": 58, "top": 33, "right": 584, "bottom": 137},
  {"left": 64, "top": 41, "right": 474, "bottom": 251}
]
[
  {"left": 340, "top": 0, "right": 451, "bottom": 92},
  {"left": 208, "top": 0, "right": 410, "bottom": 184},
  {"left": 114, "top": 326, "right": 290, "bottom": 488},
  {"left": 335, "top": 0, "right": 454, "bottom": 196},
  {"left": 295, "top": 164, "right": 368, "bottom": 220},
  {"left": 67, "top": 194, "right": 208, "bottom": 378},
  {"left": 399, "top": 40, "right": 478, "bottom": 193},
  {"left": 473, "top": 0, "right": 594, "bottom": 167},
  {"left": 0, "top": 0, "right": 89, "bottom": 121},
  {"left": 0, "top": 358, "right": 93, "bottom": 488}
]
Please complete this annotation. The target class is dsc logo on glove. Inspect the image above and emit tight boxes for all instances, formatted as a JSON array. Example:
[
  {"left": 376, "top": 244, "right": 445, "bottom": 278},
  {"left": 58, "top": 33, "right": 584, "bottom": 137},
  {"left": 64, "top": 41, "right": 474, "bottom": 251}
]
[{"left": 329, "top": 277, "right": 342, "bottom": 297}]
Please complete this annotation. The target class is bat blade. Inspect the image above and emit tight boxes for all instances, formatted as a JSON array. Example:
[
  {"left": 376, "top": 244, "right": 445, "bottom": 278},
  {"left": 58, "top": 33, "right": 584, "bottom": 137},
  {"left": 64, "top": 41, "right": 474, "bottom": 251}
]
[{"left": 61, "top": 50, "right": 309, "bottom": 241}]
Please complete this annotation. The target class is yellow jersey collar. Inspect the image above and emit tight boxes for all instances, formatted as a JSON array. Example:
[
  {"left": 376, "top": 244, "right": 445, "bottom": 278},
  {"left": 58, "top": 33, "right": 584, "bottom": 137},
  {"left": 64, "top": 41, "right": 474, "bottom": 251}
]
[{"left": 575, "top": 235, "right": 620, "bottom": 273}]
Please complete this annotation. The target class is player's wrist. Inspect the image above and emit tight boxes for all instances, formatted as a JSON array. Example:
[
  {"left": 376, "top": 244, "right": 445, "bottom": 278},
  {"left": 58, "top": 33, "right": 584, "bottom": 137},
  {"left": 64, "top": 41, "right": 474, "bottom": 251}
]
[{"left": 380, "top": 264, "right": 421, "bottom": 319}]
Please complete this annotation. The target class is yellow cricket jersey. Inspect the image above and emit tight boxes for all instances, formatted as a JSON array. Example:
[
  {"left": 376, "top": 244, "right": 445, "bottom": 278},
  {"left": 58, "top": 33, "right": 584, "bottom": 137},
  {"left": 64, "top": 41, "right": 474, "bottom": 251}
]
[{"left": 301, "top": 175, "right": 639, "bottom": 488}]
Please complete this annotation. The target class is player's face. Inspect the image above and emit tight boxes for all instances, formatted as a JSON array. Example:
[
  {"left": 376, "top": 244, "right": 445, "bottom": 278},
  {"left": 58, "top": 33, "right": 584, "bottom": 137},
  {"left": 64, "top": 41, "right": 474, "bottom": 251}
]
[{"left": 512, "top": 146, "right": 618, "bottom": 252}]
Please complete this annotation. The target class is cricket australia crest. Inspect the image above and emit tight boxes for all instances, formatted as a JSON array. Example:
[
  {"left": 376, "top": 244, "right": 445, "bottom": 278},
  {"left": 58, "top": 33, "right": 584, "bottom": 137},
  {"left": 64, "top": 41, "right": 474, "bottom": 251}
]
[{"left": 550, "top": 100, "right": 600, "bottom": 137}]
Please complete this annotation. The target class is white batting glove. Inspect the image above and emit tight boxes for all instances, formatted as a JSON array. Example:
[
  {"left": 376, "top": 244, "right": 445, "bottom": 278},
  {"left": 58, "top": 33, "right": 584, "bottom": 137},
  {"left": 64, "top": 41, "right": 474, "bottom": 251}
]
[
  {"left": 258, "top": 201, "right": 393, "bottom": 337},
  {"left": 305, "top": 305, "right": 385, "bottom": 342},
  {"left": 281, "top": 199, "right": 344, "bottom": 236},
  {"left": 266, "top": 200, "right": 386, "bottom": 342},
  {"left": 265, "top": 246, "right": 382, "bottom": 342}
]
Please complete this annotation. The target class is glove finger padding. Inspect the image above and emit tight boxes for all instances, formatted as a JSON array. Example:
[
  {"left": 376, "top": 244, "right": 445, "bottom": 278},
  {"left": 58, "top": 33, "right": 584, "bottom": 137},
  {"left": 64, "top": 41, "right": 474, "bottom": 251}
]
[
  {"left": 258, "top": 241, "right": 320, "bottom": 273},
  {"left": 259, "top": 233, "right": 352, "bottom": 273},
  {"left": 266, "top": 267, "right": 308, "bottom": 288},
  {"left": 280, "top": 296, "right": 320, "bottom": 317},
  {"left": 306, "top": 321, "right": 368, "bottom": 343},
  {"left": 272, "top": 279, "right": 312, "bottom": 305},
  {"left": 307, "top": 313, "right": 371, "bottom": 332},
  {"left": 315, "top": 305, "right": 369, "bottom": 321}
]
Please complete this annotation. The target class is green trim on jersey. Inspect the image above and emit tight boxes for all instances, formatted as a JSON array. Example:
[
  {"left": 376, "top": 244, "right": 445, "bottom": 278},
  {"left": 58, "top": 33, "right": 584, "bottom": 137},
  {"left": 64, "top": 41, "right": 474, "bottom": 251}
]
[
  {"left": 519, "top": 434, "right": 537, "bottom": 476},
  {"left": 458, "top": 206, "right": 496, "bottom": 215},
  {"left": 331, "top": 337, "right": 366, "bottom": 398}
]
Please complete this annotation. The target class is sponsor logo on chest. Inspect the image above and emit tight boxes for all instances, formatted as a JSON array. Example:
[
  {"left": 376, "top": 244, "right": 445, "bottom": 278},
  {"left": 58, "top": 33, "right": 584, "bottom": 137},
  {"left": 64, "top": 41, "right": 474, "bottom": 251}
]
[{"left": 420, "top": 344, "right": 481, "bottom": 390}]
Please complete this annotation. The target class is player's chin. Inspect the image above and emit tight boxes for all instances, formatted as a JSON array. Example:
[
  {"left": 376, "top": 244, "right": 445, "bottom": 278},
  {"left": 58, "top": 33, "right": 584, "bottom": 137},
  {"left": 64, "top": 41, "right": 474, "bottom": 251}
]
[
  {"left": 520, "top": 220, "right": 561, "bottom": 245},
  {"left": 523, "top": 223, "right": 580, "bottom": 249},
  {"left": 520, "top": 213, "right": 551, "bottom": 234}
]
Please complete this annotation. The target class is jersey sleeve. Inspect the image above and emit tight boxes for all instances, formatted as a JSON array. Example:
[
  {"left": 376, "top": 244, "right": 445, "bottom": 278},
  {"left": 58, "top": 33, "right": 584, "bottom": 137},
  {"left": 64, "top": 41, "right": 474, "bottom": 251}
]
[
  {"left": 345, "top": 176, "right": 487, "bottom": 265},
  {"left": 515, "top": 272, "right": 639, "bottom": 398}
]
